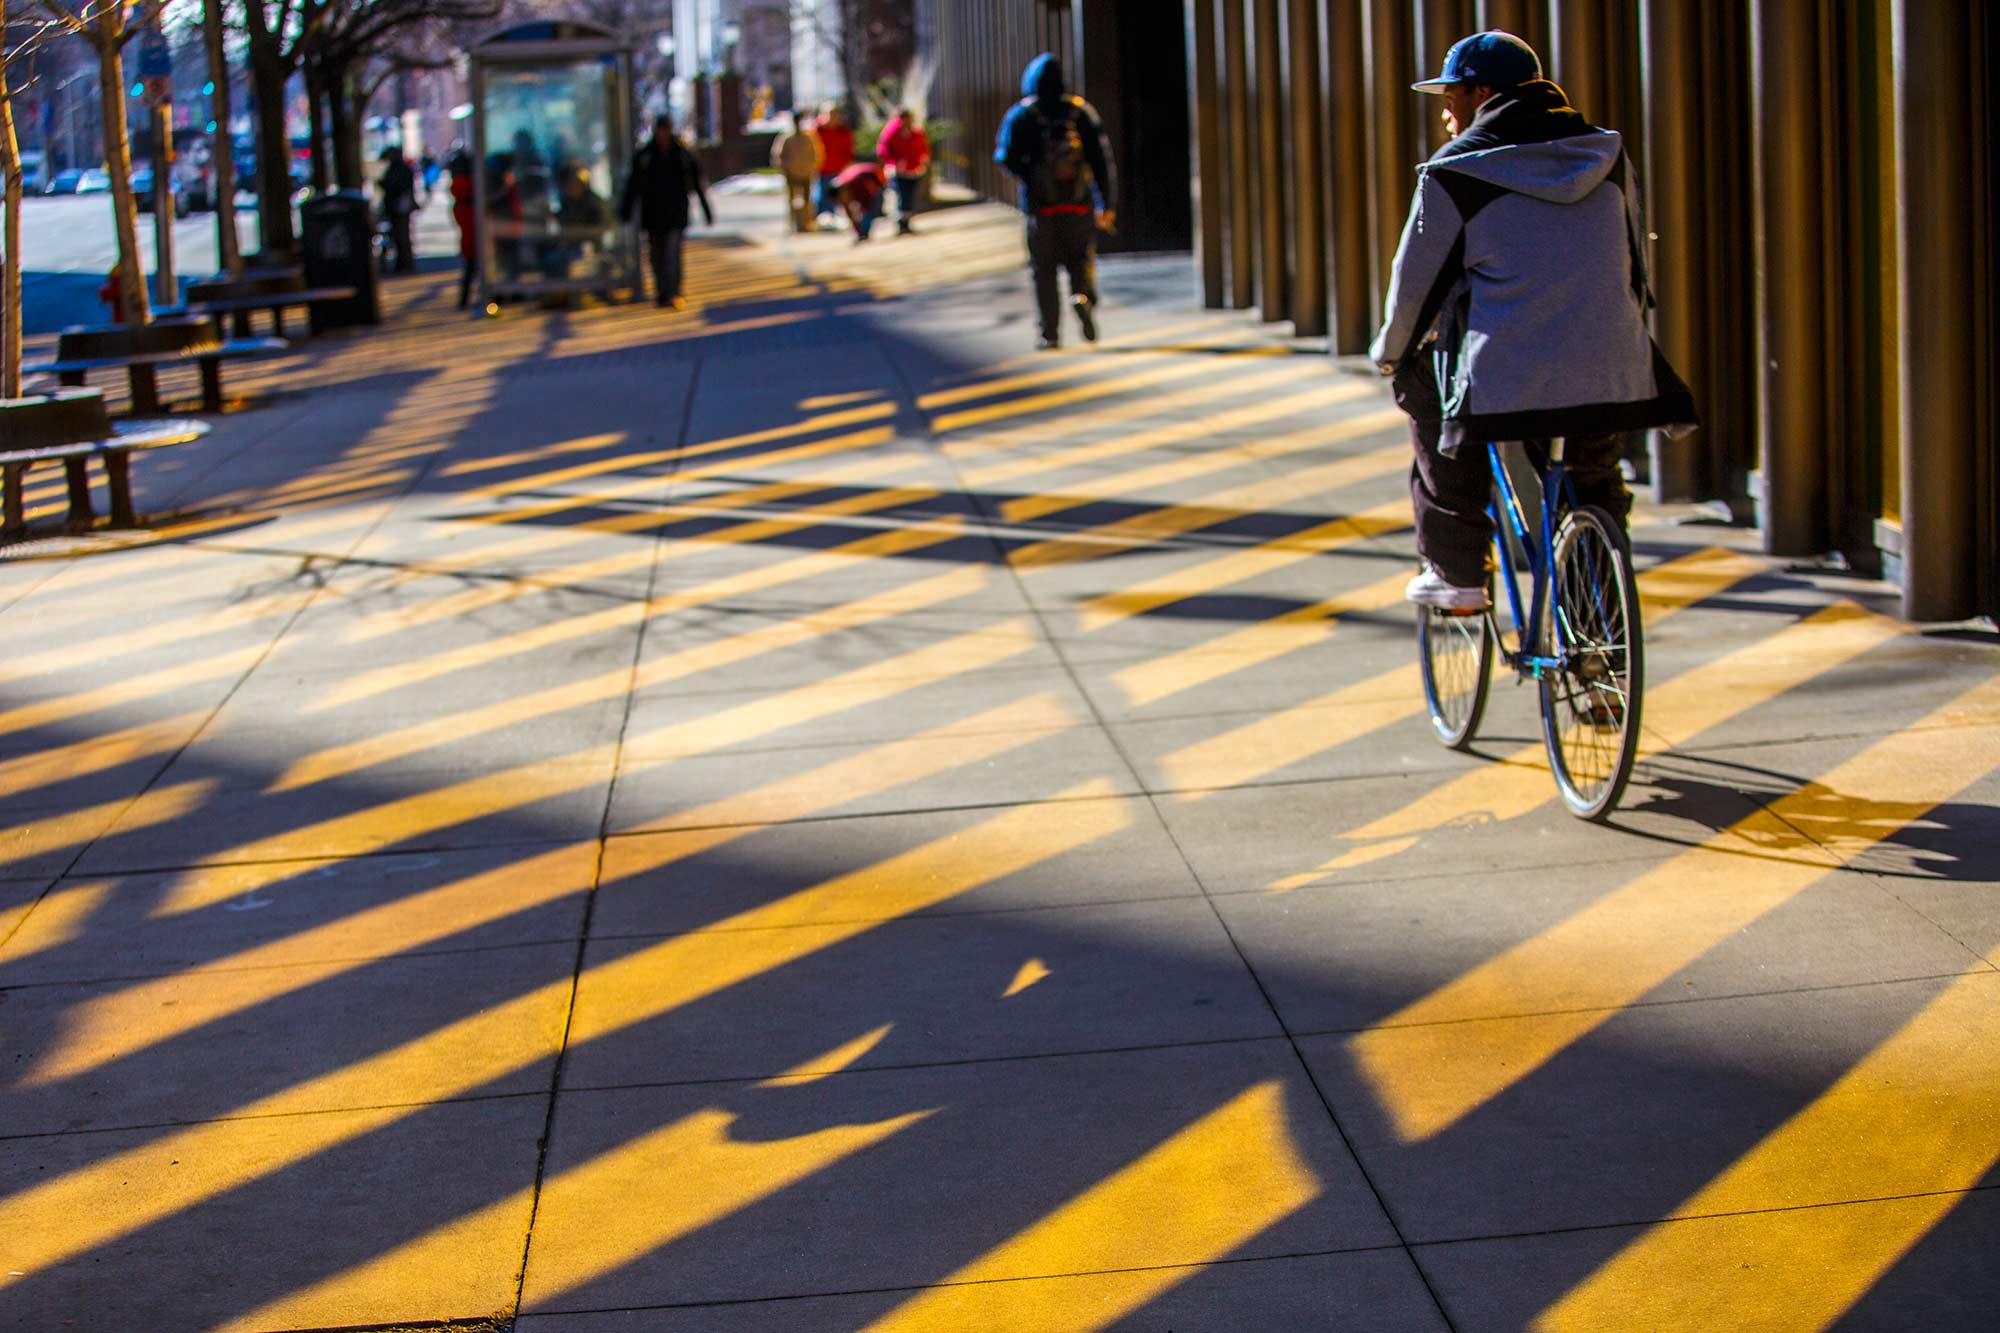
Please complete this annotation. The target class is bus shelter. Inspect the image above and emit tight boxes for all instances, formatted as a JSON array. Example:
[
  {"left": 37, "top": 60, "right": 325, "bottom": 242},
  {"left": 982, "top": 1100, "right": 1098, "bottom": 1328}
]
[{"left": 468, "top": 20, "right": 640, "bottom": 307}]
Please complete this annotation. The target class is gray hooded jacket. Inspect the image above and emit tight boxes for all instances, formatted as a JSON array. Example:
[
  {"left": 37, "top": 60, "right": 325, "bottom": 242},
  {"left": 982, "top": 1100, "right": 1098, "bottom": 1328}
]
[{"left": 1371, "top": 94, "right": 1695, "bottom": 444}]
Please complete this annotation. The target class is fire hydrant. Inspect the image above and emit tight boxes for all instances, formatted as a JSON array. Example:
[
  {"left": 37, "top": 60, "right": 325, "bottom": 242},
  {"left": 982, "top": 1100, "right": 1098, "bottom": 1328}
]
[{"left": 99, "top": 264, "right": 127, "bottom": 324}]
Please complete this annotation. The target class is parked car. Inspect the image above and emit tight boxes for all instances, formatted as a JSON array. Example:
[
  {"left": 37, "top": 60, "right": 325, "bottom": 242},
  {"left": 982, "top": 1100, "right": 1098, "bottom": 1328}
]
[
  {"left": 20, "top": 151, "right": 45, "bottom": 193},
  {"left": 44, "top": 168, "right": 86, "bottom": 195},
  {"left": 132, "top": 167, "right": 191, "bottom": 217},
  {"left": 75, "top": 168, "right": 111, "bottom": 193}
]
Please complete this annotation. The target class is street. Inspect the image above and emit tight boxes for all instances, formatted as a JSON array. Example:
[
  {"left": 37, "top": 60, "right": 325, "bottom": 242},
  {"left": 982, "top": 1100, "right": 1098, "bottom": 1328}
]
[{"left": 15, "top": 190, "right": 280, "bottom": 332}]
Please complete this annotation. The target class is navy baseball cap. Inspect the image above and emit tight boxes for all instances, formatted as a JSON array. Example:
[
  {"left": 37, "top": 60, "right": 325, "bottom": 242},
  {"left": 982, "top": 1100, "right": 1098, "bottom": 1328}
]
[{"left": 1412, "top": 31, "right": 1543, "bottom": 92}]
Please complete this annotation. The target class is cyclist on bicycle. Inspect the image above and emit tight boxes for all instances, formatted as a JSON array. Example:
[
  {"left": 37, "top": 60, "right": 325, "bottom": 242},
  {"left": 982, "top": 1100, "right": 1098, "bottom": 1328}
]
[{"left": 1371, "top": 30, "right": 1697, "bottom": 612}]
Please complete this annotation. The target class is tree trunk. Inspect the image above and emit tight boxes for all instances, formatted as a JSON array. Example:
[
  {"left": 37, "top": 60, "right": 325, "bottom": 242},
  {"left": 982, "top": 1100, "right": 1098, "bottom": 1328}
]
[
  {"left": 1, "top": 1, "right": 23, "bottom": 397},
  {"left": 305, "top": 58, "right": 329, "bottom": 194},
  {"left": 201, "top": 0, "right": 242, "bottom": 275},
  {"left": 247, "top": 39, "right": 295, "bottom": 257},
  {"left": 95, "top": 37, "right": 151, "bottom": 324},
  {"left": 331, "top": 69, "right": 366, "bottom": 192}
]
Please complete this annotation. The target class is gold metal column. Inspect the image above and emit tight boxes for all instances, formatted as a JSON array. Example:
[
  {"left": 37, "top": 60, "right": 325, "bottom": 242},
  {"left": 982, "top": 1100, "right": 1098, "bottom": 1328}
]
[
  {"left": 1641, "top": 0, "right": 1705, "bottom": 500},
  {"left": 1253, "top": 0, "right": 1290, "bottom": 323},
  {"left": 1190, "top": 0, "right": 1226, "bottom": 308},
  {"left": 1321, "top": 0, "right": 1374, "bottom": 353},
  {"left": 1477, "top": 0, "right": 1549, "bottom": 52},
  {"left": 1752, "top": 0, "right": 1832, "bottom": 554},
  {"left": 1893, "top": 0, "right": 1985, "bottom": 619},
  {"left": 1419, "top": 0, "right": 1475, "bottom": 152},
  {"left": 1550, "top": 0, "right": 1603, "bottom": 122},
  {"left": 1223, "top": 0, "right": 1256, "bottom": 309},
  {"left": 1364, "top": 0, "right": 1418, "bottom": 317},
  {"left": 1287, "top": 0, "right": 1327, "bottom": 336}
]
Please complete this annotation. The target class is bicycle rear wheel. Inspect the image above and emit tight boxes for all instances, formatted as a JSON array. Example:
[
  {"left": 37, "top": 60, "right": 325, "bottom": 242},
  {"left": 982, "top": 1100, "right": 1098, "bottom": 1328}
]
[
  {"left": 1419, "top": 602, "right": 1493, "bottom": 749},
  {"left": 1538, "top": 506, "right": 1643, "bottom": 819}
]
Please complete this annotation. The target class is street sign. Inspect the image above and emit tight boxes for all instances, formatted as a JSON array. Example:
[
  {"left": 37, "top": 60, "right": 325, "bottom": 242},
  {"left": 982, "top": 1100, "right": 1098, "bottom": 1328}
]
[
  {"left": 138, "top": 28, "right": 171, "bottom": 77},
  {"left": 138, "top": 28, "right": 172, "bottom": 108}
]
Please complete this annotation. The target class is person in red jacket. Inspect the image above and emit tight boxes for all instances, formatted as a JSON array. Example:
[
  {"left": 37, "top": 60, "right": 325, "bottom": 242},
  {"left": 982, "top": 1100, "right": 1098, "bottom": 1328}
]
[
  {"left": 448, "top": 150, "right": 478, "bottom": 307},
  {"left": 876, "top": 107, "right": 930, "bottom": 235},
  {"left": 813, "top": 104, "right": 855, "bottom": 224}
]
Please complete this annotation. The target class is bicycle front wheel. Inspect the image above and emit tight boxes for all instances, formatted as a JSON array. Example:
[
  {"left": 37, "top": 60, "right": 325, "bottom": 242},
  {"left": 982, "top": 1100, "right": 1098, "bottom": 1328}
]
[
  {"left": 1419, "top": 602, "right": 1493, "bottom": 749},
  {"left": 1538, "top": 507, "right": 1644, "bottom": 819}
]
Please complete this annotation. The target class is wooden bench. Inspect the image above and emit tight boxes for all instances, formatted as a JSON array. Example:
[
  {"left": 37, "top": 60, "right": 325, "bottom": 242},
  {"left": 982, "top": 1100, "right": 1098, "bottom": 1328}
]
[
  {"left": 0, "top": 389, "right": 209, "bottom": 537},
  {"left": 166, "top": 270, "right": 359, "bottom": 339},
  {"left": 21, "top": 315, "right": 288, "bottom": 414}
]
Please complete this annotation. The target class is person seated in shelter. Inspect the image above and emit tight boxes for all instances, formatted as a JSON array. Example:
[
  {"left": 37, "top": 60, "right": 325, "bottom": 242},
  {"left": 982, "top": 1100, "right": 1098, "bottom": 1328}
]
[
  {"left": 830, "top": 160, "right": 886, "bottom": 243},
  {"left": 555, "top": 166, "right": 609, "bottom": 273}
]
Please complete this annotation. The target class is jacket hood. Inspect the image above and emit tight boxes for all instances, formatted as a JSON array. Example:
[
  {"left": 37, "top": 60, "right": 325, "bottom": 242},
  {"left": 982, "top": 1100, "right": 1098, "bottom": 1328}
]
[
  {"left": 1427, "top": 127, "right": 1623, "bottom": 204},
  {"left": 1022, "top": 54, "right": 1064, "bottom": 102}
]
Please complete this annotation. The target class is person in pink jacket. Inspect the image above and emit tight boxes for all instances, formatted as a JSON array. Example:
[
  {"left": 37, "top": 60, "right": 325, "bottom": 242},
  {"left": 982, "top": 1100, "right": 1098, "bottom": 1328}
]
[{"left": 876, "top": 107, "right": 931, "bottom": 235}]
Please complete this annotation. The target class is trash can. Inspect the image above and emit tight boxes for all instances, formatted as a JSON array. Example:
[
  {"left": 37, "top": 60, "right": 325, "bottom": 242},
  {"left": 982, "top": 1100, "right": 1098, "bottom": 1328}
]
[{"left": 300, "top": 191, "right": 380, "bottom": 331}]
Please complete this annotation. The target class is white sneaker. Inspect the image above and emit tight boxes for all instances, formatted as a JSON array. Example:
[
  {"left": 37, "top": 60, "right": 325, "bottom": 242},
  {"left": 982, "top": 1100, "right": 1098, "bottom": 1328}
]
[{"left": 1405, "top": 566, "right": 1489, "bottom": 612}]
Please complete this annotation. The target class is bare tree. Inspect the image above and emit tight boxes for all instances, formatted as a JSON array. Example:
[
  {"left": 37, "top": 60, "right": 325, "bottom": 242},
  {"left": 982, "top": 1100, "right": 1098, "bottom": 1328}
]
[
  {"left": 1, "top": 0, "right": 30, "bottom": 393},
  {"left": 35, "top": 0, "right": 161, "bottom": 323},
  {"left": 305, "top": 0, "right": 495, "bottom": 192},
  {"left": 201, "top": 0, "right": 241, "bottom": 274}
]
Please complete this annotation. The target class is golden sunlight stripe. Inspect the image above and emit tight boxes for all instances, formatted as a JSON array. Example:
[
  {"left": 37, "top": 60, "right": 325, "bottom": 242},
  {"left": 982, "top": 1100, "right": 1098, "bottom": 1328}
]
[
  {"left": 1349, "top": 672, "right": 2000, "bottom": 1146},
  {"left": 1112, "top": 571, "right": 1412, "bottom": 709},
  {"left": 0, "top": 712, "right": 210, "bottom": 803},
  {"left": 0, "top": 784, "right": 1130, "bottom": 1285},
  {"left": 954, "top": 365, "right": 1341, "bottom": 485},
  {"left": 25, "top": 696, "right": 1078, "bottom": 1087},
  {"left": 866, "top": 1082, "right": 1321, "bottom": 1331},
  {"left": 341, "top": 456, "right": 919, "bottom": 640},
  {"left": 994, "top": 391, "right": 1388, "bottom": 521},
  {"left": 280, "top": 567, "right": 992, "bottom": 790},
  {"left": 1535, "top": 970, "right": 2000, "bottom": 1332},
  {"left": 0, "top": 644, "right": 269, "bottom": 741},
  {"left": 1072, "top": 498, "right": 1416, "bottom": 632},
  {"left": 1007, "top": 432, "right": 1407, "bottom": 570},
  {"left": 0, "top": 780, "right": 213, "bottom": 875},
  {"left": 310, "top": 515, "right": 971, "bottom": 711}
]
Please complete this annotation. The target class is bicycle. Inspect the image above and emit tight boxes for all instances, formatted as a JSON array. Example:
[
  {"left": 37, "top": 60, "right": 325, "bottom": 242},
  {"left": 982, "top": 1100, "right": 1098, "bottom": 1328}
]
[{"left": 1417, "top": 439, "right": 1644, "bottom": 820}]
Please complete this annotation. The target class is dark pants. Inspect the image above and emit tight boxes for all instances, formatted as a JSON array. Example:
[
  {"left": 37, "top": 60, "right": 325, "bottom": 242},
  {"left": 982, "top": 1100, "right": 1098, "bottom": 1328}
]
[
  {"left": 458, "top": 256, "right": 477, "bottom": 308},
  {"left": 1027, "top": 211, "right": 1097, "bottom": 341},
  {"left": 893, "top": 176, "right": 920, "bottom": 229},
  {"left": 646, "top": 228, "right": 685, "bottom": 305},
  {"left": 1410, "top": 415, "right": 1633, "bottom": 586},
  {"left": 816, "top": 173, "right": 839, "bottom": 218},
  {"left": 386, "top": 212, "right": 415, "bottom": 272},
  {"left": 1398, "top": 357, "right": 1631, "bottom": 585}
]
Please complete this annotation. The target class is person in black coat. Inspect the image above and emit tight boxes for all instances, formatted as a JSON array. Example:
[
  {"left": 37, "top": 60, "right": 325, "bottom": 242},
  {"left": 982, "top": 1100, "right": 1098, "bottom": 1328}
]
[
  {"left": 379, "top": 146, "right": 419, "bottom": 274},
  {"left": 618, "top": 115, "right": 715, "bottom": 309}
]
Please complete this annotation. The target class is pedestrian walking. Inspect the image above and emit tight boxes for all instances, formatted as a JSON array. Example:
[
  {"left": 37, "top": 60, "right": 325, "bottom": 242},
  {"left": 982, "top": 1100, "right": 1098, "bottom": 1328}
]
[
  {"left": 994, "top": 54, "right": 1116, "bottom": 350},
  {"left": 618, "top": 115, "right": 715, "bottom": 310},
  {"left": 773, "top": 111, "right": 821, "bottom": 233},
  {"left": 448, "top": 151, "right": 478, "bottom": 308},
  {"left": 813, "top": 104, "right": 855, "bottom": 224},
  {"left": 830, "top": 161, "right": 887, "bottom": 243},
  {"left": 378, "top": 146, "right": 419, "bottom": 274},
  {"left": 876, "top": 106, "right": 930, "bottom": 235},
  {"left": 1371, "top": 31, "right": 1696, "bottom": 612}
]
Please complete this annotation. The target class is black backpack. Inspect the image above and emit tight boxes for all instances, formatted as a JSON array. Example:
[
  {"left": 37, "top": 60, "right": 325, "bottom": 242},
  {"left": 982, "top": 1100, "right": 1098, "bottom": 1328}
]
[{"left": 1025, "top": 98, "right": 1092, "bottom": 209}]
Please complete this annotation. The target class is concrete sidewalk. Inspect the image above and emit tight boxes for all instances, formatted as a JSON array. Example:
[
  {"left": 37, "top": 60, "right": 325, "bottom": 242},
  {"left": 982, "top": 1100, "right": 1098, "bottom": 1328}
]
[{"left": 1, "top": 188, "right": 1996, "bottom": 1332}]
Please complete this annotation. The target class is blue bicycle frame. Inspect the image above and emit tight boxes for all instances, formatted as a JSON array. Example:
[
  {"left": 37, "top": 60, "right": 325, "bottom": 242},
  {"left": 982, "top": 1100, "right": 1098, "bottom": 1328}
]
[{"left": 1486, "top": 441, "right": 1577, "bottom": 680}]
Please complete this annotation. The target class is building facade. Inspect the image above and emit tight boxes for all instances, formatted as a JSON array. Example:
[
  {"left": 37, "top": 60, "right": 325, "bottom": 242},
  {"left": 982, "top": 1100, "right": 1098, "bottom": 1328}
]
[{"left": 923, "top": 0, "right": 1997, "bottom": 624}]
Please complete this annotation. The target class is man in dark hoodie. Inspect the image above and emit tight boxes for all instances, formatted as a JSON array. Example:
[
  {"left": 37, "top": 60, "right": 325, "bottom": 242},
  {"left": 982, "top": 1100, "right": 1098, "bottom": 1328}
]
[
  {"left": 995, "top": 54, "right": 1117, "bottom": 350},
  {"left": 1372, "top": 31, "right": 1695, "bottom": 611}
]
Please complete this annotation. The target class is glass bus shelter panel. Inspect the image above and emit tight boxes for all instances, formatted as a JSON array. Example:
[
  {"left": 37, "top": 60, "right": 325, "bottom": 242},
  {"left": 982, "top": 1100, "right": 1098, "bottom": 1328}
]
[{"left": 479, "top": 58, "right": 634, "bottom": 292}]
